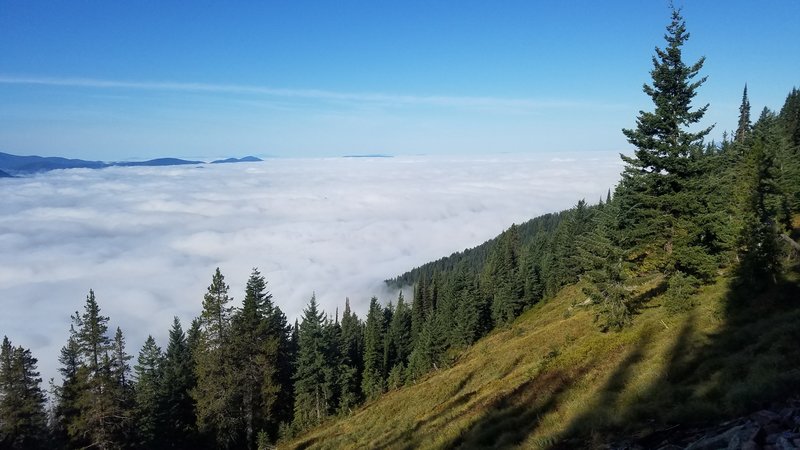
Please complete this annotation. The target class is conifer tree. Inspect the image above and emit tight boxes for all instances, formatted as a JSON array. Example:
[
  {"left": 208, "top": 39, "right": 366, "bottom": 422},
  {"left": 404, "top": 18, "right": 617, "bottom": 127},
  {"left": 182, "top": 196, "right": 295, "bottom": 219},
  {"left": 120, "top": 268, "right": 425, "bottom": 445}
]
[
  {"left": 387, "top": 291, "right": 412, "bottom": 368},
  {"left": 321, "top": 313, "right": 342, "bottom": 418},
  {"left": 736, "top": 84, "right": 752, "bottom": 143},
  {"left": 737, "top": 109, "right": 788, "bottom": 291},
  {"left": 619, "top": 6, "right": 715, "bottom": 279},
  {"left": 52, "top": 326, "right": 86, "bottom": 448},
  {"left": 0, "top": 337, "right": 48, "bottom": 450},
  {"left": 266, "top": 304, "right": 294, "bottom": 428},
  {"left": 337, "top": 299, "right": 362, "bottom": 414},
  {"left": 451, "top": 274, "right": 483, "bottom": 348},
  {"left": 406, "top": 314, "right": 446, "bottom": 382},
  {"left": 576, "top": 199, "right": 633, "bottom": 330},
  {"left": 192, "top": 268, "right": 238, "bottom": 448},
  {"left": 230, "top": 268, "right": 281, "bottom": 448},
  {"left": 70, "top": 290, "right": 130, "bottom": 450},
  {"left": 361, "top": 297, "right": 386, "bottom": 400},
  {"left": 485, "top": 225, "right": 524, "bottom": 325},
  {"left": 160, "top": 317, "right": 198, "bottom": 448},
  {"left": 292, "top": 295, "right": 329, "bottom": 429},
  {"left": 134, "top": 335, "right": 164, "bottom": 449},
  {"left": 411, "top": 278, "right": 429, "bottom": 342}
]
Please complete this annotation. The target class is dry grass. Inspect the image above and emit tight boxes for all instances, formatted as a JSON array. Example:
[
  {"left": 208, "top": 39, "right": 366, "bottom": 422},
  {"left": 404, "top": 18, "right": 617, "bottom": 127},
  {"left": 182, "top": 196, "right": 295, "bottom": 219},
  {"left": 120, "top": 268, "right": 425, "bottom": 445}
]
[{"left": 283, "top": 268, "right": 800, "bottom": 449}]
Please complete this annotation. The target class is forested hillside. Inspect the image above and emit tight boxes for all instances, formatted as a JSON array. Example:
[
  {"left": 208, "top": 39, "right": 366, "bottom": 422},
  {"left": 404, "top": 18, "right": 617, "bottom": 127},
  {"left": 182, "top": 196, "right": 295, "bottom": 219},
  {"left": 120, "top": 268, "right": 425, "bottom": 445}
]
[{"left": 1, "top": 7, "right": 800, "bottom": 450}]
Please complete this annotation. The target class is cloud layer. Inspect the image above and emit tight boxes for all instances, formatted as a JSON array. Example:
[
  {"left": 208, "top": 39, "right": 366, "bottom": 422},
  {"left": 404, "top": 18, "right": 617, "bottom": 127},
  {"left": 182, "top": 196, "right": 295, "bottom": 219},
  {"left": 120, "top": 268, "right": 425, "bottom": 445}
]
[{"left": 0, "top": 154, "right": 621, "bottom": 382}]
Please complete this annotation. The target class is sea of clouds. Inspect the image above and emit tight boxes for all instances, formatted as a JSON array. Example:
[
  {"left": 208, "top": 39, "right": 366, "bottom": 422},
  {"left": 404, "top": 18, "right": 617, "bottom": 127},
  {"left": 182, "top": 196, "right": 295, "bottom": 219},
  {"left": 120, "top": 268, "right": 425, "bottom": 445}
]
[{"left": 0, "top": 153, "right": 622, "bottom": 382}]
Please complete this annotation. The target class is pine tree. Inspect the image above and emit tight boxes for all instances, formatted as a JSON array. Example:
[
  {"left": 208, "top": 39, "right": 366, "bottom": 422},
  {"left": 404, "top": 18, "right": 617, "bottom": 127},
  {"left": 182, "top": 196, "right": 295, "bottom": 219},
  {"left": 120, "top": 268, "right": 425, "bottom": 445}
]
[
  {"left": 735, "top": 84, "right": 752, "bottom": 143},
  {"left": 160, "top": 317, "right": 198, "bottom": 448},
  {"left": 321, "top": 313, "right": 342, "bottom": 419},
  {"left": 779, "top": 87, "right": 800, "bottom": 149},
  {"left": 361, "top": 297, "right": 386, "bottom": 400},
  {"left": 406, "top": 314, "right": 446, "bottom": 382},
  {"left": 133, "top": 335, "right": 164, "bottom": 449},
  {"left": 737, "top": 109, "right": 788, "bottom": 291},
  {"left": 337, "top": 298, "right": 362, "bottom": 414},
  {"left": 619, "top": 6, "right": 714, "bottom": 279},
  {"left": 485, "top": 225, "right": 524, "bottom": 326},
  {"left": 109, "top": 327, "right": 134, "bottom": 444},
  {"left": 292, "top": 295, "right": 330, "bottom": 429},
  {"left": 777, "top": 88, "right": 800, "bottom": 211},
  {"left": 229, "top": 268, "right": 281, "bottom": 448},
  {"left": 192, "top": 268, "right": 238, "bottom": 448},
  {"left": 387, "top": 292, "right": 412, "bottom": 368},
  {"left": 576, "top": 198, "right": 633, "bottom": 330},
  {"left": 265, "top": 304, "right": 294, "bottom": 428},
  {"left": 52, "top": 325, "right": 86, "bottom": 448},
  {"left": 0, "top": 337, "right": 49, "bottom": 450},
  {"left": 451, "top": 274, "right": 483, "bottom": 348},
  {"left": 69, "top": 290, "right": 130, "bottom": 450}
]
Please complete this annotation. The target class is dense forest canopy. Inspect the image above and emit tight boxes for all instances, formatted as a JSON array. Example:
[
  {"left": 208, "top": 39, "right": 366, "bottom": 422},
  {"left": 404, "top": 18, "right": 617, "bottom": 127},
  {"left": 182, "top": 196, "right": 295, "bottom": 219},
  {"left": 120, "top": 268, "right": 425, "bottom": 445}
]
[{"left": 2, "top": 7, "right": 800, "bottom": 450}]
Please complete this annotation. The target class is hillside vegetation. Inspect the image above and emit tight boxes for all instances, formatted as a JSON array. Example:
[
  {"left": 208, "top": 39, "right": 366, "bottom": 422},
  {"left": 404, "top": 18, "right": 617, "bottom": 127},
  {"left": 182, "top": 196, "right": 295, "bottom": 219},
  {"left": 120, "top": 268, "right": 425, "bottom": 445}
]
[
  {"left": 2, "top": 7, "right": 800, "bottom": 450},
  {"left": 288, "top": 261, "right": 800, "bottom": 449}
]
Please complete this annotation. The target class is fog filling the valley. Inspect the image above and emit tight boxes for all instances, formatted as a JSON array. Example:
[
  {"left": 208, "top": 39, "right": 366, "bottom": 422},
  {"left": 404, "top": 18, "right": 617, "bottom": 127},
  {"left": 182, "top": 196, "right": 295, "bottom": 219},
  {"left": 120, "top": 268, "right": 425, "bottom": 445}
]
[{"left": 0, "top": 153, "right": 622, "bottom": 382}]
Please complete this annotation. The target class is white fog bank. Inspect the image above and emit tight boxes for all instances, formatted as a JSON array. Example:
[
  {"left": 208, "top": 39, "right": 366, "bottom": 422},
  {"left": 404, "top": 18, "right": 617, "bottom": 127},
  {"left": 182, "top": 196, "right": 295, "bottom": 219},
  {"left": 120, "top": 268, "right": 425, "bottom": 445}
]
[{"left": 0, "top": 153, "right": 622, "bottom": 382}]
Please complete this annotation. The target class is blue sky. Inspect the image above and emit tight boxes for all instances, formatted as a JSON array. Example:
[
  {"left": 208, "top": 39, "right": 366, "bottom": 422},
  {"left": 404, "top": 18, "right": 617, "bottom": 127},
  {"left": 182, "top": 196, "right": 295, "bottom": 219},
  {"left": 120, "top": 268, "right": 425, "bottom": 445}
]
[{"left": 0, "top": 1, "right": 798, "bottom": 160}]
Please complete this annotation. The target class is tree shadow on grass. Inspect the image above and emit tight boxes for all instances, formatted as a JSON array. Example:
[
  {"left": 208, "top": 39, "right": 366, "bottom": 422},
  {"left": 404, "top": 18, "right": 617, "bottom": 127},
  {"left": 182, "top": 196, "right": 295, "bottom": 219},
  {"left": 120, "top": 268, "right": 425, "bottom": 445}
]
[
  {"left": 442, "top": 365, "right": 592, "bottom": 450},
  {"left": 556, "top": 259, "right": 800, "bottom": 447}
]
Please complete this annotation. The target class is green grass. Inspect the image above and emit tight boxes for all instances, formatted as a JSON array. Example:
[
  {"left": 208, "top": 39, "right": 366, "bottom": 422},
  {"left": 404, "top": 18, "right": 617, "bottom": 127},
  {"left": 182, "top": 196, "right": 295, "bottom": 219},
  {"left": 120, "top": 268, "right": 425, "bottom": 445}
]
[{"left": 284, "top": 266, "right": 800, "bottom": 449}]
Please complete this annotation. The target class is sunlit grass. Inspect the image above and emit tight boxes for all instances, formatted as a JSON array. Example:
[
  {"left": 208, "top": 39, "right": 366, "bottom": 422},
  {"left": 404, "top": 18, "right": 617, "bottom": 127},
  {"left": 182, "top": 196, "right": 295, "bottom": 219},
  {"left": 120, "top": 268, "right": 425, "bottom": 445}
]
[{"left": 284, "top": 265, "right": 800, "bottom": 449}]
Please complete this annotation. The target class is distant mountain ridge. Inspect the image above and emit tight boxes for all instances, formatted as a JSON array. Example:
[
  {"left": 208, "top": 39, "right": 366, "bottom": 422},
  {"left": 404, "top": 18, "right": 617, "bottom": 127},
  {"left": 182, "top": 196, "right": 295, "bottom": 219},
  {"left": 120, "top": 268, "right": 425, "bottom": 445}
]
[
  {"left": 211, "top": 156, "right": 263, "bottom": 164},
  {"left": 0, "top": 152, "right": 262, "bottom": 175}
]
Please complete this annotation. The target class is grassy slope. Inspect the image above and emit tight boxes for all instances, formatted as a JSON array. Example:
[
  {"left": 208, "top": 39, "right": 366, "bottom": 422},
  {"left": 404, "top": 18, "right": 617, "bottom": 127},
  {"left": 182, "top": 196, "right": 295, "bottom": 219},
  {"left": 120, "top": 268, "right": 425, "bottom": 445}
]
[{"left": 286, "top": 269, "right": 800, "bottom": 449}]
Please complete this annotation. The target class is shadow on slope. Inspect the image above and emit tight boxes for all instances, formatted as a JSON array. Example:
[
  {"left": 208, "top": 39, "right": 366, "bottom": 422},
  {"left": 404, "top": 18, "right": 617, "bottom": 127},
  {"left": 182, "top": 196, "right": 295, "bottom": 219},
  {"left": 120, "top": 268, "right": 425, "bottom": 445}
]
[{"left": 554, "top": 261, "right": 800, "bottom": 447}]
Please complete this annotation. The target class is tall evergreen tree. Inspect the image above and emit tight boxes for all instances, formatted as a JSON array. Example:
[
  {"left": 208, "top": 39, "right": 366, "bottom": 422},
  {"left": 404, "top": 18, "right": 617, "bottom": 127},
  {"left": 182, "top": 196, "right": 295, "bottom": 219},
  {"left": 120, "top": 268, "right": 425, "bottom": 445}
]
[
  {"left": 292, "top": 295, "right": 330, "bottom": 429},
  {"left": 735, "top": 84, "right": 752, "bottom": 143},
  {"left": 619, "top": 6, "right": 715, "bottom": 281},
  {"left": 737, "top": 109, "right": 789, "bottom": 291},
  {"left": 361, "top": 297, "right": 386, "bottom": 400},
  {"left": 337, "top": 299, "right": 362, "bottom": 414},
  {"left": 0, "top": 337, "right": 48, "bottom": 450},
  {"left": 70, "top": 290, "right": 130, "bottom": 450},
  {"left": 229, "top": 268, "right": 281, "bottom": 448},
  {"left": 160, "top": 317, "right": 198, "bottom": 448},
  {"left": 265, "top": 305, "right": 294, "bottom": 428},
  {"left": 192, "top": 268, "right": 238, "bottom": 448},
  {"left": 387, "top": 291, "right": 412, "bottom": 368},
  {"left": 133, "top": 335, "right": 164, "bottom": 449},
  {"left": 52, "top": 325, "right": 86, "bottom": 448},
  {"left": 485, "top": 224, "right": 524, "bottom": 326}
]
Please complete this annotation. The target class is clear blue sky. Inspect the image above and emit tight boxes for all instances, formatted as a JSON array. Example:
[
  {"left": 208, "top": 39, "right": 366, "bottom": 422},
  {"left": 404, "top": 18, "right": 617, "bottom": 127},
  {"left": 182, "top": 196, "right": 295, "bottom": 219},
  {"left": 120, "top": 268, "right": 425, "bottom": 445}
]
[{"left": 1, "top": 1, "right": 798, "bottom": 160}]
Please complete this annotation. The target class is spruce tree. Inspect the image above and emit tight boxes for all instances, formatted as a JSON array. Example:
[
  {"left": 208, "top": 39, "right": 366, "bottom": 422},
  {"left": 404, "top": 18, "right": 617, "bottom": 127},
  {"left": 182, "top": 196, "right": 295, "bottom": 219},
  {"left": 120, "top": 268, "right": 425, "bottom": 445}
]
[
  {"left": 292, "top": 295, "right": 330, "bottom": 429},
  {"left": 0, "top": 337, "right": 48, "bottom": 450},
  {"left": 192, "top": 268, "right": 238, "bottom": 448},
  {"left": 361, "top": 297, "right": 386, "bottom": 400},
  {"left": 52, "top": 325, "right": 86, "bottom": 448},
  {"left": 735, "top": 84, "right": 752, "bottom": 143},
  {"left": 160, "top": 317, "right": 198, "bottom": 448},
  {"left": 230, "top": 268, "right": 281, "bottom": 448},
  {"left": 485, "top": 225, "right": 524, "bottom": 326},
  {"left": 70, "top": 290, "right": 130, "bottom": 450},
  {"left": 387, "top": 291, "right": 412, "bottom": 368},
  {"left": 737, "top": 109, "right": 788, "bottom": 291},
  {"left": 576, "top": 198, "right": 633, "bottom": 330},
  {"left": 133, "top": 335, "right": 164, "bottom": 449},
  {"left": 337, "top": 299, "right": 362, "bottom": 414},
  {"left": 619, "top": 6, "right": 714, "bottom": 280}
]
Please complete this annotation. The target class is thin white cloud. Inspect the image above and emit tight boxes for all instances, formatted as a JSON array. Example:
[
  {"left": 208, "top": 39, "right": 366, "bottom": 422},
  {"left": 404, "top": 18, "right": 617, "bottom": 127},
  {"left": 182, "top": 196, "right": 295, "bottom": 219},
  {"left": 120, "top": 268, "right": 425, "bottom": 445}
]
[
  {"left": 0, "top": 74, "right": 623, "bottom": 112},
  {"left": 0, "top": 154, "right": 622, "bottom": 383}
]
